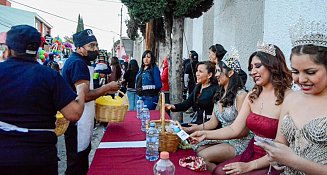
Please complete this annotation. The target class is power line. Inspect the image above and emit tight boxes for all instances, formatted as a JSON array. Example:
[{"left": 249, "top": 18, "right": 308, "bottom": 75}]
[
  {"left": 0, "top": 21, "right": 11, "bottom": 28},
  {"left": 0, "top": 17, "right": 13, "bottom": 26},
  {"left": 8, "top": 0, "right": 117, "bottom": 33},
  {"left": 97, "top": 0, "right": 122, "bottom": 3}
]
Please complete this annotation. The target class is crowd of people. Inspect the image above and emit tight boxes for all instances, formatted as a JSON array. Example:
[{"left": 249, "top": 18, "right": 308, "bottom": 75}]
[
  {"left": 0, "top": 16, "right": 326, "bottom": 175},
  {"left": 187, "top": 18, "right": 327, "bottom": 175}
]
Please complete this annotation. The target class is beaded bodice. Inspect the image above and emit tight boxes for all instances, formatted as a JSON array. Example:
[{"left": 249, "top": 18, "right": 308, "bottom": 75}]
[
  {"left": 214, "top": 101, "right": 237, "bottom": 127},
  {"left": 214, "top": 90, "right": 245, "bottom": 127},
  {"left": 281, "top": 115, "right": 327, "bottom": 175}
]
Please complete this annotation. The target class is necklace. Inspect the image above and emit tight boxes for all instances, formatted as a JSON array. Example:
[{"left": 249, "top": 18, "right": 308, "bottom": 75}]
[{"left": 202, "top": 83, "right": 210, "bottom": 89}]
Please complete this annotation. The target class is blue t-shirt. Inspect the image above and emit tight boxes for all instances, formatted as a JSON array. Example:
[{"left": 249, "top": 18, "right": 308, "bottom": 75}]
[
  {"left": 62, "top": 52, "right": 90, "bottom": 92},
  {"left": 0, "top": 57, "right": 77, "bottom": 165}
]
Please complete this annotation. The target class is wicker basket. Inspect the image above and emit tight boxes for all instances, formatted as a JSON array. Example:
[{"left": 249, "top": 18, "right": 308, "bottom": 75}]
[
  {"left": 150, "top": 93, "right": 180, "bottom": 152},
  {"left": 55, "top": 112, "right": 69, "bottom": 136},
  {"left": 95, "top": 90, "right": 129, "bottom": 123}
]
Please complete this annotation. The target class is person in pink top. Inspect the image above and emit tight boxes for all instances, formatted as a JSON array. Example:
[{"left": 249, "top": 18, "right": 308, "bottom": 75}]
[
  {"left": 0, "top": 32, "right": 8, "bottom": 62},
  {"left": 161, "top": 56, "right": 170, "bottom": 104}
]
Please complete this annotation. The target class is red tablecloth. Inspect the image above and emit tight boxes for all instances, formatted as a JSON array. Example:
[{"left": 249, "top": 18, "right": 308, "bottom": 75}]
[{"left": 88, "top": 110, "right": 211, "bottom": 175}]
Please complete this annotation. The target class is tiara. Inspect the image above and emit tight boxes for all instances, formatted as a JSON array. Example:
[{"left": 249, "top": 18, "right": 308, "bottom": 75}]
[
  {"left": 221, "top": 47, "right": 241, "bottom": 73},
  {"left": 256, "top": 41, "right": 276, "bottom": 56},
  {"left": 289, "top": 18, "right": 327, "bottom": 48}
]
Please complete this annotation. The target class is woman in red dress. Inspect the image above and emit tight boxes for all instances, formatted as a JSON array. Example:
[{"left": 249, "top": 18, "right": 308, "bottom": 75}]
[{"left": 190, "top": 42, "right": 292, "bottom": 174}]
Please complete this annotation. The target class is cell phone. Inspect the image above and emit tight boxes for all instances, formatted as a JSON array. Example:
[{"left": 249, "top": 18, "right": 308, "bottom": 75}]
[
  {"left": 254, "top": 135, "right": 275, "bottom": 146},
  {"left": 187, "top": 137, "right": 197, "bottom": 144},
  {"left": 180, "top": 123, "right": 192, "bottom": 127}
]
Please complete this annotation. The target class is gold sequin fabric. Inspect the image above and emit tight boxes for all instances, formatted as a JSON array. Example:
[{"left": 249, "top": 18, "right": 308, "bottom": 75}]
[{"left": 281, "top": 115, "right": 327, "bottom": 175}]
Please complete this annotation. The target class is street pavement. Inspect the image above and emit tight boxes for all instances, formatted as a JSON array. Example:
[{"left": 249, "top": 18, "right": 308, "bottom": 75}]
[{"left": 57, "top": 124, "right": 106, "bottom": 175}]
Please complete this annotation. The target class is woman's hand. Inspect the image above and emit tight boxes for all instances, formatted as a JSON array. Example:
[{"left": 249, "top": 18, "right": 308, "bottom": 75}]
[
  {"left": 165, "top": 104, "right": 175, "bottom": 110},
  {"left": 255, "top": 141, "right": 295, "bottom": 166},
  {"left": 189, "top": 130, "right": 206, "bottom": 144},
  {"left": 183, "top": 124, "right": 198, "bottom": 134},
  {"left": 222, "top": 162, "right": 253, "bottom": 174}
]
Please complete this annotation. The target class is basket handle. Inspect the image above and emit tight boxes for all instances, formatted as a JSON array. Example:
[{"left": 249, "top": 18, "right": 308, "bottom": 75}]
[
  {"left": 117, "top": 90, "right": 129, "bottom": 106},
  {"left": 160, "top": 92, "right": 165, "bottom": 134}
]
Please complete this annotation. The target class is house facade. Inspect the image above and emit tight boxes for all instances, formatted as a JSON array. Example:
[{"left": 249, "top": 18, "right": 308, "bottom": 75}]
[{"left": 0, "top": 2, "right": 52, "bottom": 36}]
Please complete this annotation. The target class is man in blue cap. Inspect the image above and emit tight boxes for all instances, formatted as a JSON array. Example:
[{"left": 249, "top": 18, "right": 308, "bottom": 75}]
[
  {"left": 0, "top": 25, "right": 87, "bottom": 174},
  {"left": 62, "top": 29, "right": 120, "bottom": 175}
]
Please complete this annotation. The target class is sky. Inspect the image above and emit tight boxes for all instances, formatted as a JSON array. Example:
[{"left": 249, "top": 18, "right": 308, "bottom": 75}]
[{"left": 10, "top": 0, "right": 128, "bottom": 51}]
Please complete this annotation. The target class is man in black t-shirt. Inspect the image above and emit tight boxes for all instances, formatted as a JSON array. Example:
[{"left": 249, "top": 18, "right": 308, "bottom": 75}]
[
  {"left": 184, "top": 50, "right": 199, "bottom": 97},
  {"left": 182, "top": 50, "right": 197, "bottom": 100}
]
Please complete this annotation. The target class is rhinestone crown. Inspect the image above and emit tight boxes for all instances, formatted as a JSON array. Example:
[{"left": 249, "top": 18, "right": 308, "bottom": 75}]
[
  {"left": 256, "top": 41, "right": 276, "bottom": 56},
  {"left": 289, "top": 18, "right": 327, "bottom": 48},
  {"left": 221, "top": 47, "right": 241, "bottom": 73}
]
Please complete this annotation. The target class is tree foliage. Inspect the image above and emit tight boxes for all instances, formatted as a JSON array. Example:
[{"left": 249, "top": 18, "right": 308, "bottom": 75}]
[
  {"left": 113, "top": 39, "right": 121, "bottom": 50},
  {"left": 122, "top": 0, "right": 213, "bottom": 21},
  {"left": 122, "top": 0, "right": 214, "bottom": 121},
  {"left": 63, "top": 36, "right": 73, "bottom": 43},
  {"left": 174, "top": 0, "right": 214, "bottom": 18},
  {"left": 123, "top": 0, "right": 213, "bottom": 40},
  {"left": 76, "top": 14, "right": 84, "bottom": 33},
  {"left": 122, "top": 0, "right": 167, "bottom": 22},
  {"left": 123, "top": 0, "right": 165, "bottom": 41},
  {"left": 126, "top": 15, "right": 143, "bottom": 40}
]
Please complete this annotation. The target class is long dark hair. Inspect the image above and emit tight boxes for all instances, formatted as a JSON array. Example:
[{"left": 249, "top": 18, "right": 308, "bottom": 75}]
[
  {"left": 128, "top": 59, "right": 139, "bottom": 72},
  {"left": 122, "top": 62, "right": 128, "bottom": 72},
  {"left": 214, "top": 61, "right": 244, "bottom": 107},
  {"left": 291, "top": 44, "right": 327, "bottom": 70},
  {"left": 111, "top": 56, "right": 122, "bottom": 80},
  {"left": 140, "top": 50, "right": 157, "bottom": 70},
  {"left": 248, "top": 45, "right": 292, "bottom": 105}
]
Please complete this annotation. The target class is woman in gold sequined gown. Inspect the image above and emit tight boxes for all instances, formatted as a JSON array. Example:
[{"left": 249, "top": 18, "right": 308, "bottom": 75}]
[{"left": 256, "top": 19, "right": 327, "bottom": 175}]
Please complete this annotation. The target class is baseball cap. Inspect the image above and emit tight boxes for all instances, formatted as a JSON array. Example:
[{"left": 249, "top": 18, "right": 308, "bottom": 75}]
[
  {"left": 73, "top": 29, "right": 97, "bottom": 47},
  {"left": 6, "top": 25, "right": 41, "bottom": 55}
]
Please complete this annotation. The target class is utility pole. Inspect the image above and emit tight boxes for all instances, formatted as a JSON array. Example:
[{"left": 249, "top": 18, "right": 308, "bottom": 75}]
[
  {"left": 112, "top": 37, "right": 115, "bottom": 57},
  {"left": 145, "top": 19, "right": 155, "bottom": 51},
  {"left": 119, "top": 5, "right": 123, "bottom": 59}
]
